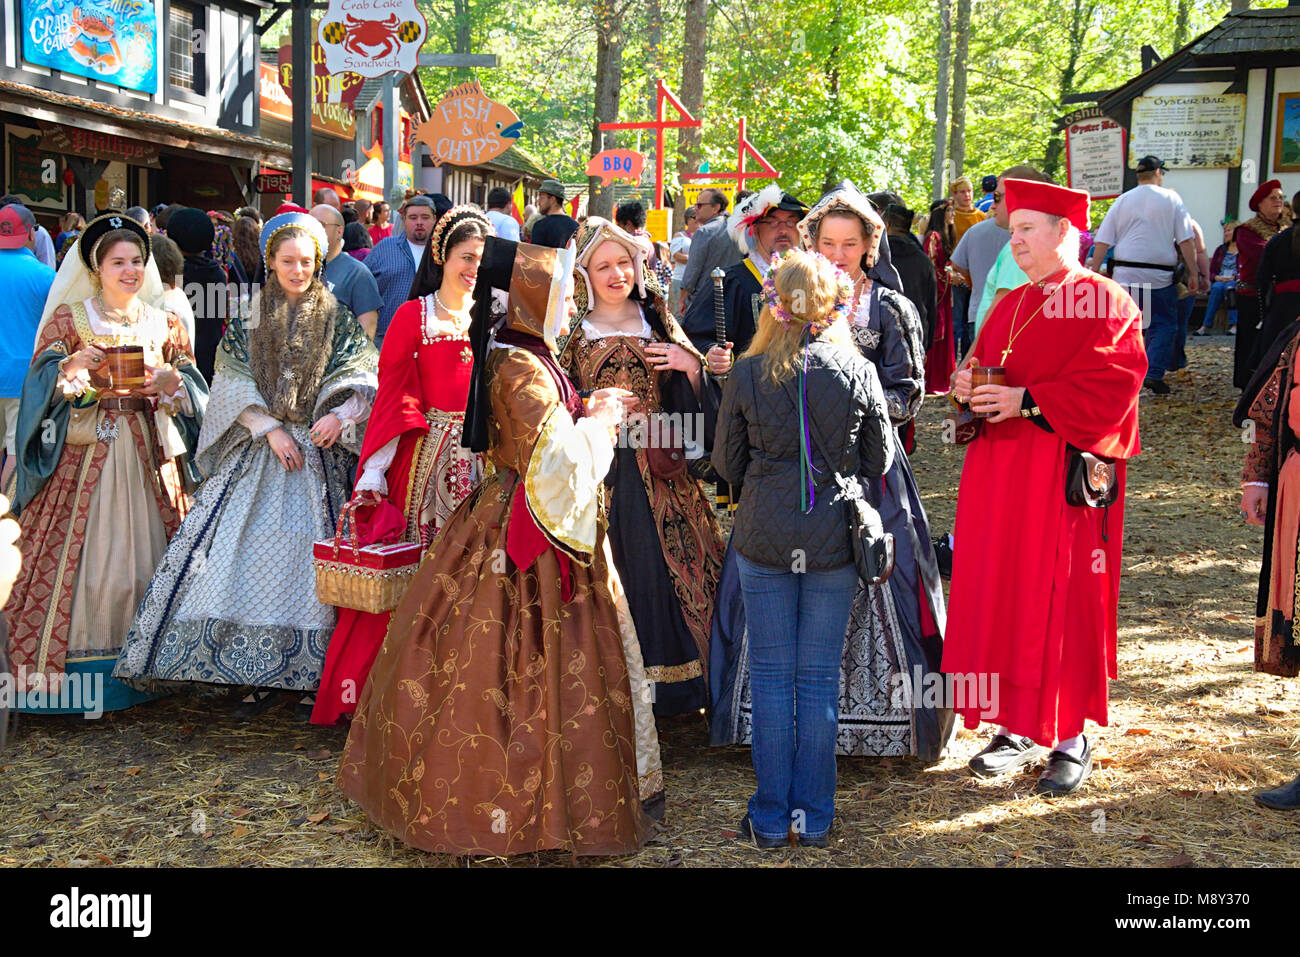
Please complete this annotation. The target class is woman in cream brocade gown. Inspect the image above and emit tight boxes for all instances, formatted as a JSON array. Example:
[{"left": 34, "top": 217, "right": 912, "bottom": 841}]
[{"left": 339, "top": 237, "right": 663, "bottom": 857}]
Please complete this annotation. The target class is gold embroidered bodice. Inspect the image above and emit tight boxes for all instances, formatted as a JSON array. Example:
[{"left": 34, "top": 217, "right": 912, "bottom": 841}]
[{"left": 566, "top": 321, "right": 664, "bottom": 416}]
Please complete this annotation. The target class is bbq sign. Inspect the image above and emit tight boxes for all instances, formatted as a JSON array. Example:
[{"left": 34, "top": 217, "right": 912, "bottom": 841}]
[
  {"left": 317, "top": 0, "right": 426, "bottom": 78},
  {"left": 21, "top": 0, "right": 158, "bottom": 95}
]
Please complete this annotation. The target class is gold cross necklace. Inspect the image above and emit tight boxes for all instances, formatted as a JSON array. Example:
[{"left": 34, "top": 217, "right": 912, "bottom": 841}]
[{"left": 998, "top": 266, "right": 1072, "bottom": 365}]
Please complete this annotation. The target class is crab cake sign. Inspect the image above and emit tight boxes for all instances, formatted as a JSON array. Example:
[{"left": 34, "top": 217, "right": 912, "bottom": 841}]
[
  {"left": 318, "top": 0, "right": 426, "bottom": 78},
  {"left": 20, "top": 0, "right": 159, "bottom": 94}
]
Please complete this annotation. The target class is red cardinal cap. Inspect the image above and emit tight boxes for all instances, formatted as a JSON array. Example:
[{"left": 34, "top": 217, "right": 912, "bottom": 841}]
[
  {"left": 1249, "top": 179, "right": 1282, "bottom": 212},
  {"left": 276, "top": 202, "right": 310, "bottom": 215},
  {"left": 1003, "top": 178, "right": 1091, "bottom": 233}
]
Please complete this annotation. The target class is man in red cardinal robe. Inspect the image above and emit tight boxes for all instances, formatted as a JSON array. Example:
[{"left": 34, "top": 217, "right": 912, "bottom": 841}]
[{"left": 942, "top": 178, "right": 1146, "bottom": 796}]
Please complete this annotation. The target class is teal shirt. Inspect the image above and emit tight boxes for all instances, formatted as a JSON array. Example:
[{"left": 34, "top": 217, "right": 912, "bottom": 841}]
[{"left": 973, "top": 243, "right": 1028, "bottom": 335}]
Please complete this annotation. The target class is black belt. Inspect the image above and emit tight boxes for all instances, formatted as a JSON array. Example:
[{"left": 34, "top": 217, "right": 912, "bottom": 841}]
[{"left": 1111, "top": 258, "right": 1177, "bottom": 272}]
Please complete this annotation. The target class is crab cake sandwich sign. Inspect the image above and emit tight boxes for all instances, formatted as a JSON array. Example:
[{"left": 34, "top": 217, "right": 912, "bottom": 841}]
[{"left": 318, "top": 0, "right": 426, "bottom": 78}]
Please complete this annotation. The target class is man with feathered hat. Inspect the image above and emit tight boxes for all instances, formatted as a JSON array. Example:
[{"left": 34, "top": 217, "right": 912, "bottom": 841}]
[{"left": 680, "top": 184, "right": 808, "bottom": 357}]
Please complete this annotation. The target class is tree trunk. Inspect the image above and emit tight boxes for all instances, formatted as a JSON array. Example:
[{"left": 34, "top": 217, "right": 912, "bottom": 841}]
[
  {"left": 675, "top": 0, "right": 707, "bottom": 232},
  {"left": 589, "top": 0, "right": 626, "bottom": 220},
  {"left": 1174, "top": 0, "right": 1191, "bottom": 50},
  {"left": 821, "top": 0, "right": 844, "bottom": 195},
  {"left": 451, "top": 0, "right": 474, "bottom": 82},
  {"left": 947, "top": 0, "right": 970, "bottom": 186},
  {"left": 930, "top": 0, "right": 951, "bottom": 201},
  {"left": 1231, "top": 0, "right": 1249, "bottom": 12},
  {"left": 1043, "top": 0, "right": 1091, "bottom": 181}
]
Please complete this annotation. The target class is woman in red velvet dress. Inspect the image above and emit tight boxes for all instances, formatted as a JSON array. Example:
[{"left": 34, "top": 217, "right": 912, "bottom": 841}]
[
  {"left": 312, "top": 206, "right": 490, "bottom": 725},
  {"left": 922, "top": 199, "right": 957, "bottom": 393}
]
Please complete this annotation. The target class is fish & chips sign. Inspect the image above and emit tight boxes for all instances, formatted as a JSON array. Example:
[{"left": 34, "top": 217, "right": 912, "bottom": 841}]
[
  {"left": 317, "top": 0, "right": 425, "bottom": 78},
  {"left": 416, "top": 81, "right": 522, "bottom": 167}
]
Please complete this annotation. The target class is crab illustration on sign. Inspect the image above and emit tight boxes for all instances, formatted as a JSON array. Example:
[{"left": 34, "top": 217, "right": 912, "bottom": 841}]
[
  {"left": 66, "top": 7, "right": 125, "bottom": 74},
  {"left": 317, "top": 0, "right": 425, "bottom": 78},
  {"left": 416, "top": 82, "right": 522, "bottom": 168}
]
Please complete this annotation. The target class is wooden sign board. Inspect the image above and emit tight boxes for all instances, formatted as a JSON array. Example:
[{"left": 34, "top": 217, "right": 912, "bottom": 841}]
[{"left": 416, "top": 81, "right": 522, "bottom": 168}]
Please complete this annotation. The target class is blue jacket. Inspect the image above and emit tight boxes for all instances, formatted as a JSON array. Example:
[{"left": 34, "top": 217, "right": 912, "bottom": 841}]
[
  {"left": 0, "top": 248, "right": 55, "bottom": 397},
  {"left": 365, "top": 234, "right": 418, "bottom": 342}
]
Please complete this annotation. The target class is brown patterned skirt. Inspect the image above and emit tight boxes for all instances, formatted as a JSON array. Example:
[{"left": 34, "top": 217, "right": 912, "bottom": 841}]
[{"left": 338, "top": 472, "right": 653, "bottom": 857}]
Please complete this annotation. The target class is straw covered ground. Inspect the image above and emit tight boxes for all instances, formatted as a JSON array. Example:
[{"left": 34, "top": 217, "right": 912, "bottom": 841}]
[{"left": 1, "top": 337, "right": 1297, "bottom": 867}]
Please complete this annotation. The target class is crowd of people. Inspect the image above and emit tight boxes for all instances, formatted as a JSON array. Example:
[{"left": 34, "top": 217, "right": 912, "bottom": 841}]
[{"left": 0, "top": 153, "right": 1297, "bottom": 861}]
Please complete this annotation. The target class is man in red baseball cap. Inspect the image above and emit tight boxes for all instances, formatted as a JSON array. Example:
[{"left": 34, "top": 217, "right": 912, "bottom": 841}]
[{"left": 945, "top": 178, "right": 1147, "bottom": 796}]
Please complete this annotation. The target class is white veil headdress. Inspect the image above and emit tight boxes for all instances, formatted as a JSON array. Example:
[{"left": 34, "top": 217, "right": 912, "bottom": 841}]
[{"left": 36, "top": 217, "right": 167, "bottom": 346}]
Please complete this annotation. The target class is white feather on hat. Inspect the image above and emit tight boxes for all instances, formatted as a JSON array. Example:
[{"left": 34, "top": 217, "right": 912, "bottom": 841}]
[{"left": 727, "top": 184, "right": 788, "bottom": 253}]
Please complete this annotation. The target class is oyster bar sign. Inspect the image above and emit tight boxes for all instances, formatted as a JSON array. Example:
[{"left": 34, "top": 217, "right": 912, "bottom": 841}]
[
  {"left": 317, "top": 0, "right": 426, "bottom": 78},
  {"left": 21, "top": 0, "right": 158, "bottom": 94}
]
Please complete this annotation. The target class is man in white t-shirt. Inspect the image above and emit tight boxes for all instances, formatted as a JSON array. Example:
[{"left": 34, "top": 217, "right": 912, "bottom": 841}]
[
  {"left": 484, "top": 187, "right": 521, "bottom": 242},
  {"left": 668, "top": 206, "right": 698, "bottom": 316},
  {"left": 1088, "top": 155, "right": 1199, "bottom": 395}
]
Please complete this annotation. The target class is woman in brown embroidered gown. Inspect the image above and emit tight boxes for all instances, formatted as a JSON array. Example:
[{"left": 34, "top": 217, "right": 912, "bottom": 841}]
[
  {"left": 339, "top": 237, "right": 663, "bottom": 857},
  {"left": 559, "top": 218, "right": 725, "bottom": 716}
]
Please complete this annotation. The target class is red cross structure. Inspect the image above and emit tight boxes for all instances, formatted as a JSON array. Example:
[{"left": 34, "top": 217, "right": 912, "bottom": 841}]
[
  {"left": 598, "top": 79, "right": 701, "bottom": 210},
  {"left": 679, "top": 117, "right": 780, "bottom": 193}
]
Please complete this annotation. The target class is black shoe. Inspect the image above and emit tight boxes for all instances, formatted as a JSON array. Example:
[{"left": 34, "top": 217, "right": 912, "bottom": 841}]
[
  {"left": 798, "top": 828, "right": 832, "bottom": 848},
  {"left": 1034, "top": 736, "right": 1093, "bottom": 796},
  {"left": 737, "top": 814, "right": 788, "bottom": 850},
  {"left": 232, "top": 689, "right": 282, "bottom": 720},
  {"left": 1143, "top": 378, "right": 1171, "bottom": 395},
  {"left": 1254, "top": 773, "right": 1300, "bottom": 810},
  {"left": 968, "top": 733, "right": 1049, "bottom": 779},
  {"left": 933, "top": 536, "right": 954, "bottom": 580},
  {"left": 1191, "top": 326, "right": 1211, "bottom": 337}
]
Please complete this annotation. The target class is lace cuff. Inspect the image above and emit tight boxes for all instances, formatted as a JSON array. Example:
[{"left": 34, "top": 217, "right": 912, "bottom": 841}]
[
  {"left": 56, "top": 357, "right": 91, "bottom": 398},
  {"left": 355, "top": 436, "right": 399, "bottom": 495},
  {"left": 238, "top": 407, "right": 281, "bottom": 439},
  {"left": 332, "top": 393, "right": 370, "bottom": 426}
]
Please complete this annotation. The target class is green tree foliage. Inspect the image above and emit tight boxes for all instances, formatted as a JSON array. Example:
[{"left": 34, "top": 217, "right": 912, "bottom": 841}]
[{"left": 282, "top": 0, "right": 1286, "bottom": 211}]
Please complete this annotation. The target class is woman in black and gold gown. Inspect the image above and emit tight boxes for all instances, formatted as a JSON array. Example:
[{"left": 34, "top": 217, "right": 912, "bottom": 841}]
[{"left": 559, "top": 218, "right": 725, "bottom": 716}]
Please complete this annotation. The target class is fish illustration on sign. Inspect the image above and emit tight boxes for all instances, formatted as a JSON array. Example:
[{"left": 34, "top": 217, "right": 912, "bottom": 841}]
[
  {"left": 415, "top": 82, "right": 523, "bottom": 168},
  {"left": 586, "top": 149, "right": 645, "bottom": 187}
]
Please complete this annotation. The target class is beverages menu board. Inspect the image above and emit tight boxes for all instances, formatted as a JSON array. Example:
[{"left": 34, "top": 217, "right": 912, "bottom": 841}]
[{"left": 1130, "top": 94, "right": 1246, "bottom": 169}]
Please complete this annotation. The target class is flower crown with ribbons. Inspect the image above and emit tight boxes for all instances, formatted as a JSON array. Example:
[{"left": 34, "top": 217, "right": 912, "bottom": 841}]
[{"left": 761, "top": 250, "right": 853, "bottom": 337}]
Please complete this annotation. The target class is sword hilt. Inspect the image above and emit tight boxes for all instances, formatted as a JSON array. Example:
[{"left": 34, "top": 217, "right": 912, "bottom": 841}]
[{"left": 711, "top": 267, "right": 728, "bottom": 376}]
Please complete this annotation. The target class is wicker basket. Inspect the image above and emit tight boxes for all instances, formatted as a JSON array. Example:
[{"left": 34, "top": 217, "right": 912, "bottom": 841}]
[{"left": 313, "top": 500, "right": 423, "bottom": 614}]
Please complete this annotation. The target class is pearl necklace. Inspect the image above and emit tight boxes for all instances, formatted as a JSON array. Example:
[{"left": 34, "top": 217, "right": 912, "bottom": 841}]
[
  {"left": 95, "top": 295, "right": 140, "bottom": 327},
  {"left": 432, "top": 290, "right": 471, "bottom": 329}
]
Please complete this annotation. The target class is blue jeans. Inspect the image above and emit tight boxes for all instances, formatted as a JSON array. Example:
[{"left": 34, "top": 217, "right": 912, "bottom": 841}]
[
  {"left": 1127, "top": 282, "right": 1179, "bottom": 381},
  {"left": 953, "top": 285, "right": 972, "bottom": 360},
  {"left": 1173, "top": 292, "right": 1193, "bottom": 372},
  {"left": 736, "top": 554, "right": 859, "bottom": 841},
  {"left": 1200, "top": 281, "right": 1237, "bottom": 329}
]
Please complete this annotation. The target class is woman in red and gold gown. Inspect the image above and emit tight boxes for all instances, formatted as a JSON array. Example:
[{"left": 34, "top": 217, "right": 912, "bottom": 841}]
[
  {"left": 922, "top": 199, "right": 957, "bottom": 392},
  {"left": 312, "top": 207, "right": 489, "bottom": 725}
]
